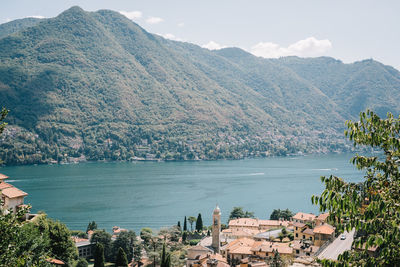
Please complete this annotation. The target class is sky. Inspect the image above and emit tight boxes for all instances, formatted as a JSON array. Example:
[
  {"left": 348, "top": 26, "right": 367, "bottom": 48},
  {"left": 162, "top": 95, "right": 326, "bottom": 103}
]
[{"left": 1, "top": 0, "right": 400, "bottom": 70}]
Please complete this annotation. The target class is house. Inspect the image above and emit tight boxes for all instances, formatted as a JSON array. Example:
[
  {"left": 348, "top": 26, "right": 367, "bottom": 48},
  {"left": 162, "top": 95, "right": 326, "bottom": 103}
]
[
  {"left": 72, "top": 237, "right": 93, "bottom": 258},
  {"left": 292, "top": 212, "right": 316, "bottom": 225},
  {"left": 293, "top": 222, "right": 308, "bottom": 240},
  {"left": 302, "top": 228, "right": 315, "bottom": 242},
  {"left": 258, "top": 219, "right": 290, "bottom": 231},
  {"left": 221, "top": 237, "right": 293, "bottom": 264},
  {"left": 315, "top": 213, "right": 329, "bottom": 226},
  {"left": 229, "top": 218, "right": 259, "bottom": 230},
  {"left": 220, "top": 237, "right": 255, "bottom": 263},
  {"left": 313, "top": 224, "right": 335, "bottom": 246},
  {"left": 250, "top": 241, "right": 293, "bottom": 258},
  {"left": 291, "top": 240, "right": 319, "bottom": 257},
  {"left": 190, "top": 253, "right": 229, "bottom": 267},
  {"left": 0, "top": 174, "right": 29, "bottom": 217},
  {"left": 187, "top": 245, "right": 214, "bottom": 267},
  {"left": 221, "top": 227, "right": 260, "bottom": 239},
  {"left": 227, "top": 218, "right": 290, "bottom": 239},
  {"left": 112, "top": 226, "right": 128, "bottom": 239}
]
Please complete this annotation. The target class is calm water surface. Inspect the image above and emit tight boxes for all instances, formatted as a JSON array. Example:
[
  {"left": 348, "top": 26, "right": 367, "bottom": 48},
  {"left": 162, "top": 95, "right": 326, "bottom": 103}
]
[{"left": 1, "top": 153, "right": 363, "bottom": 232}]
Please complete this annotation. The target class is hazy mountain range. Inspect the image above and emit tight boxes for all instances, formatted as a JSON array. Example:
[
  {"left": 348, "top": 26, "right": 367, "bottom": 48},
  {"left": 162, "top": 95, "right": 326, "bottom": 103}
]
[{"left": 0, "top": 6, "right": 399, "bottom": 165}]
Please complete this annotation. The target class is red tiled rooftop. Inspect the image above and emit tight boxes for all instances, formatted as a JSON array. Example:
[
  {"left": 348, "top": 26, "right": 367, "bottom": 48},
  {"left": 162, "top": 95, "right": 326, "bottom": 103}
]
[
  {"left": 313, "top": 224, "right": 335, "bottom": 235},
  {"left": 0, "top": 182, "right": 13, "bottom": 190},
  {"left": 1, "top": 187, "right": 28, "bottom": 198}
]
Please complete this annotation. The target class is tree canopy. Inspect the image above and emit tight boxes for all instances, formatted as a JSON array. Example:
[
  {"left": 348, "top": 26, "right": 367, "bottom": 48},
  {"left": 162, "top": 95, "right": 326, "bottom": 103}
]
[
  {"left": 195, "top": 213, "right": 203, "bottom": 232},
  {"left": 229, "top": 207, "right": 255, "bottom": 220},
  {"left": 187, "top": 216, "right": 196, "bottom": 232},
  {"left": 269, "top": 209, "right": 294, "bottom": 220},
  {"left": 115, "top": 247, "right": 128, "bottom": 267},
  {"left": 90, "top": 230, "right": 112, "bottom": 261},
  {"left": 312, "top": 110, "right": 400, "bottom": 266}
]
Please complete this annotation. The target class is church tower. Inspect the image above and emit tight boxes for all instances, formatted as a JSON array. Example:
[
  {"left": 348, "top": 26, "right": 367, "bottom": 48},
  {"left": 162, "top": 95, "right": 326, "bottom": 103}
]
[{"left": 212, "top": 205, "right": 221, "bottom": 253}]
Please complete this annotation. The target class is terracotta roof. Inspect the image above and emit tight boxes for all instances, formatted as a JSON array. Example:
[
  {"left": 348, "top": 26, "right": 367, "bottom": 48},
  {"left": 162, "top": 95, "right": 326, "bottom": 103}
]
[
  {"left": 45, "top": 258, "right": 65, "bottom": 265},
  {"left": 188, "top": 245, "right": 213, "bottom": 252},
  {"left": 0, "top": 173, "right": 9, "bottom": 180},
  {"left": 223, "top": 237, "right": 255, "bottom": 255},
  {"left": 71, "top": 237, "right": 89, "bottom": 243},
  {"left": 250, "top": 262, "right": 269, "bottom": 267},
  {"left": 0, "top": 182, "right": 13, "bottom": 190},
  {"left": 1, "top": 187, "right": 28, "bottom": 198},
  {"left": 293, "top": 212, "right": 316, "bottom": 221},
  {"left": 228, "top": 218, "right": 259, "bottom": 227},
  {"left": 251, "top": 241, "right": 293, "bottom": 255},
  {"left": 259, "top": 219, "right": 289, "bottom": 227},
  {"left": 209, "top": 253, "right": 227, "bottom": 263},
  {"left": 302, "top": 228, "right": 314, "bottom": 235},
  {"left": 317, "top": 213, "right": 329, "bottom": 221},
  {"left": 293, "top": 222, "right": 306, "bottom": 228},
  {"left": 313, "top": 224, "right": 335, "bottom": 235}
]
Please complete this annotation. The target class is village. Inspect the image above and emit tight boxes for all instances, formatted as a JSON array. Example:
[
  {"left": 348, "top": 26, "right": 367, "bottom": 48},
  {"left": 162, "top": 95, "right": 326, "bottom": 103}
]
[{"left": 1, "top": 171, "right": 367, "bottom": 267}]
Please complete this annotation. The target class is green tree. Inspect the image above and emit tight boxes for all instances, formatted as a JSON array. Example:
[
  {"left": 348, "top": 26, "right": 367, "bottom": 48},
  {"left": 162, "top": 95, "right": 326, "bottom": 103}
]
[
  {"left": 112, "top": 230, "right": 136, "bottom": 262},
  {"left": 46, "top": 219, "right": 78, "bottom": 263},
  {"left": 270, "top": 250, "right": 283, "bottom": 267},
  {"left": 140, "top": 228, "right": 153, "bottom": 246},
  {"left": 94, "top": 243, "right": 105, "bottom": 267},
  {"left": 133, "top": 242, "right": 143, "bottom": 266},
  {"left": 76, "top": 258, "right": 89, "bottom": 267},
  {"left": 90, "top": 230, "right": 112, "bottom": 261},
  {"left": 229, "top": 207, "right": 255, "bottom": 220},
  {"left": 177, "top": 221, "right": 181, "bottom": 230},
  {"left": 270, "top": 208, "right": 294, "bottom": 220},
  {"left": 182, "top": 231, "right": 187, "bottom": 242},
  {"left": 0, "top": 107, "right": 8, "bottom": 164},
  {"left": 115, "top": 247, "right": 128, "bottom": 267},
  {"left": 160, "top": 243, "right": 170, "bottom": 267},
  {"left": 0, "top": 107, "right": 8, "bottom": 135},
  {"left": 86, "top": 221, "right": 97, "bottom": 233},
  {"left": 195, "top": 213, "right": 203, "bottom": 232},
  {"left": 0, "top": 205, "right": 33, "bottom": 266},
  {"left": 312, "top": 110, "right": 400, "bottom": 266},
  {"left": 183, "top": 216, "right": 187, "bottom": 231},
  {"left": 187, "top": 216, "right": 196, "bottom": 232}
]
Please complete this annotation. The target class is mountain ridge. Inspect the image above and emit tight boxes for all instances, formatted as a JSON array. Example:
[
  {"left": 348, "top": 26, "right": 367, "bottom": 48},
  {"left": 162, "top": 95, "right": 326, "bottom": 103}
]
[{"left": 0, "top": 6, "right": 399, "bottom": 165}]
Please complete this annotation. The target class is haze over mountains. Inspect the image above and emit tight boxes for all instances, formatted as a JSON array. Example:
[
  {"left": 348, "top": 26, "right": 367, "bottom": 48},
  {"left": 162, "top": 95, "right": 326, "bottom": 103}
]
[{"left": 0, "top": 6, "right": 399, "bottom": 165}]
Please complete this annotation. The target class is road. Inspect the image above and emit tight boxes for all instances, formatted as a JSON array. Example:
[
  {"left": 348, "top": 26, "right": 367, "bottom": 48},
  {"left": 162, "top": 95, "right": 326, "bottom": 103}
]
[{"left": 318, "top": 229, "right": 355, "bottom": 260}]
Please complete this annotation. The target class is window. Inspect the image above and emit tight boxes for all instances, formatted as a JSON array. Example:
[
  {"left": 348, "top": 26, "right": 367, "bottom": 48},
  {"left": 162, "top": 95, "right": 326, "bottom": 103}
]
[
  {"left": 296, "top": 250, "right": 300, "bottom": 254},
  {"left": 303, "top": 235, "right": 305, "bottom": 239},
  {"left": 296, "top": 233, "right": 298, "bottom": 237}
]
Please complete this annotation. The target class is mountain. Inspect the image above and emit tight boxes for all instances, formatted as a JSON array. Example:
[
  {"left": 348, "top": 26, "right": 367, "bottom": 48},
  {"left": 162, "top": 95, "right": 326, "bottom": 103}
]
[
  {"left": 0, "top": 6, "right": 399, "bottom": 165},
  {"left": 0, "top": 17, "right": 42, "bottom": 39}
]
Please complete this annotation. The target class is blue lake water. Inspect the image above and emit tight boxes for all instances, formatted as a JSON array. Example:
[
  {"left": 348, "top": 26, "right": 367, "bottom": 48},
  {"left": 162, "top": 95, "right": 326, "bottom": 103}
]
[{"left": 0, "top": 153, "right": 364, "bottom": 233}]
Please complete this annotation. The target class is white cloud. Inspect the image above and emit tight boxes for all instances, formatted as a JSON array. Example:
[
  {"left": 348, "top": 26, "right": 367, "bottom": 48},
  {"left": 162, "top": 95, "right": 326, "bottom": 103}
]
[
  {"left": 202, "top": 41, "right": 227, "bottom": 50},
  {"left": 250, "top": 37, "right": 332, "bottom": 58},
  {"left": 5, "top": 18, "right": 11, "bottom": 22},
  {"left": 119, "top": 10, "right": 142, "bottom": 20},
  {"left": 146, "top": 17, "right": 164, "bottom": 24},
  {"left": 27, "top": 15, "right": 45, "bottom": 19},
  {"left": 159, "top": 33, "right": 185, "bottom": 42},
  {"left": 177, "top": 22, "right": 184, "bottom": 27}
]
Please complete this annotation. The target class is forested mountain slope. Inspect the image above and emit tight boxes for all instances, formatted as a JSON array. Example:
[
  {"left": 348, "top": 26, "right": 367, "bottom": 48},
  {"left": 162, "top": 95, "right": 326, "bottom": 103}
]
[{"left": 0, "top": 6, "right": 398, "bottom": 165}]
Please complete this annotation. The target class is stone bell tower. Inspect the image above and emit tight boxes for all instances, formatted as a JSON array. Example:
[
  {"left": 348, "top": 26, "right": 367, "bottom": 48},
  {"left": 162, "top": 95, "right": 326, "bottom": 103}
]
[{"left": 212, "top": 205, "right": 221, "bottom": 253}]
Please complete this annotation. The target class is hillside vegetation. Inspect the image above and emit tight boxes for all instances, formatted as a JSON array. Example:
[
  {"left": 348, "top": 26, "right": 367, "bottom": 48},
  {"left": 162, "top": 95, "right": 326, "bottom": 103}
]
[{"left": 0, "top": 6, "right": 399, "bottom": 165}]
